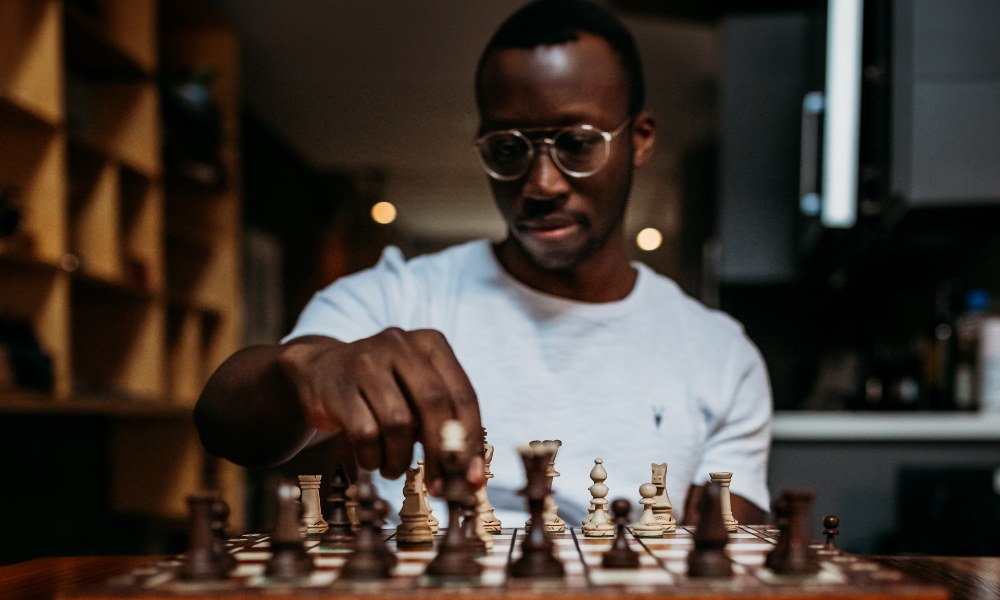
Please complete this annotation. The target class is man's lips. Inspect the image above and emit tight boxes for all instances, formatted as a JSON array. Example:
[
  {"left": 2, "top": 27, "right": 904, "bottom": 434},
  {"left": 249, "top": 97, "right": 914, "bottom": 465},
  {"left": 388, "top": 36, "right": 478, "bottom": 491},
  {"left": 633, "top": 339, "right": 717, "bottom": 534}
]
[{"left": 516, "top": 215, "right": 581, "bottom": 235}]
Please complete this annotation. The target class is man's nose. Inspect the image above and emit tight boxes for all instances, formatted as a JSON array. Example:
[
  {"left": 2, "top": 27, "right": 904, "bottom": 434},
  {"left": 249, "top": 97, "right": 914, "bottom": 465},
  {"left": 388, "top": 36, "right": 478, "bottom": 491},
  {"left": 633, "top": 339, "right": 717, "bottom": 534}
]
[{"left": 524, "top": 144, "right": 571, "bottom": 197}]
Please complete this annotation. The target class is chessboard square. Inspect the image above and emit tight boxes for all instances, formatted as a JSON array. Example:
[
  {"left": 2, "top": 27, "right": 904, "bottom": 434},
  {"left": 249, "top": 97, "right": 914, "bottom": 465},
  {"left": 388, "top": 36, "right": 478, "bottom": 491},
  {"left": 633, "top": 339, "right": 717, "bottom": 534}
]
[
  {"left": 232, "top": 563, "right": 265, "bottom": 577},
  {"left": 755, "top": 567, "right": 845, "bottom": 585},
  {"left": 728, "top": 542, "right": 772, "bottom": 552},
  {"left": 480, "top": 569, "right": 507, "bottom": 586},
  {"left": 314, "top": 556, "right": 346, "bottom": 568},
  {"left": 479, "top": 554, "right": 509, "bottom": 567},
  {"left": 729, "top": 551, "right": 766, "bottom": 566},
  {"left": 590, "top": 568, "right": 674, "bottom": 586},
  {"left": 236, "top": 551, "right": 270, "bottom": 561},
  {"left": 643, "top": 536, "right": 692, "bottom": 546},
  {"left": 393, "top": 562, "right": 425, "bottom": 576},
  {"left": 649, "top": 548, "right": 689, "bottom": 560}
]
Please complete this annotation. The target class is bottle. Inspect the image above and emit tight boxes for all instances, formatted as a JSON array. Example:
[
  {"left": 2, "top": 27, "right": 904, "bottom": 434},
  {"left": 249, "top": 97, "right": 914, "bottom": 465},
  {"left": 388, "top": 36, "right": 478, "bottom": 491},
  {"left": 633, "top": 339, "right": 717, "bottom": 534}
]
[
  {"left": 923, "top": 284, "right": 955, "bottom": 410},
  {"left": 952, "top": 289, "right": 991, "bottom": 410}
]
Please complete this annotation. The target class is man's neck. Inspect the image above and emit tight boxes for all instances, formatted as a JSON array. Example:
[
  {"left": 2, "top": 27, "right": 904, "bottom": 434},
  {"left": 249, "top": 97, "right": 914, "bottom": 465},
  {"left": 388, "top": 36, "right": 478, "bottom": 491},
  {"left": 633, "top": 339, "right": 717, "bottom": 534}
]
[{"left": 493, "top": 239, "right": 638, "bottom": 303}]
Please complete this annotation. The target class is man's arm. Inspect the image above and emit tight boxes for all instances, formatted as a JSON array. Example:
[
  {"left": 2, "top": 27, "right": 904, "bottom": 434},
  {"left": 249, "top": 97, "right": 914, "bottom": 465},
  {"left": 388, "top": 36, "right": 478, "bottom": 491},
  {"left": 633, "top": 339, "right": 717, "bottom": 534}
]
[
  {"left": 194, "top": 329, "right": 484, "bottom": 485},
  {"left": 681, "top": 485, "right": 768, "bottom": 526}
]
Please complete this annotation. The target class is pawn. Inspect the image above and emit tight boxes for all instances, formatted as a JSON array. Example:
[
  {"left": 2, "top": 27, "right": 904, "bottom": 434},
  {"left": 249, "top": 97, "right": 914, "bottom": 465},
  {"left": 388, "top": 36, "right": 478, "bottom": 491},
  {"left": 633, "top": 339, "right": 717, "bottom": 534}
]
[
  {"left": 631, "top": 483, "right": 665, "bottom": 538},
  {"left": 179, "top": 492, "right": 232, "bottom": 581},
  {"left": 339, "top": 472, "right": 394, "bottom": 580},
  {"left": 823, "top": 515, "right": 840, "bottom": 550},
  {"left": 765, "top": 490, "right": 820, "bottom": 575},
  {"left": 602, "top": 498, "right": 640, "bottom": 569},
  {"left": 266, "top": 480, "right": 315, "bottom": 579},
  {"left": 687, "top": 482, "right": 733, "bottom": 578},
  {"left": 321, "top": 464, "right": 354, "bottom": 548}
]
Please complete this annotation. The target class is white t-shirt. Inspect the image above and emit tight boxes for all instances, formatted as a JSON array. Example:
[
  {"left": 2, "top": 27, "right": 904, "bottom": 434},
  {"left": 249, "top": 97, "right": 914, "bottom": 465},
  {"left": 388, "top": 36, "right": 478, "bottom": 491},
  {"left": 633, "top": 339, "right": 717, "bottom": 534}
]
[{"left": 287, "top": 240, "right": 772, "bottom": 524}]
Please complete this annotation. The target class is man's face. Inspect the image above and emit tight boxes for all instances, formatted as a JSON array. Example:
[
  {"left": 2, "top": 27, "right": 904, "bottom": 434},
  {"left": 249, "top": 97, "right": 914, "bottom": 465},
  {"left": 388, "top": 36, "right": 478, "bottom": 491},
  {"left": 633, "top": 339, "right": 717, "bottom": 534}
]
[{"left": 477, "top": 33, "right": 652, "bottom": 273}]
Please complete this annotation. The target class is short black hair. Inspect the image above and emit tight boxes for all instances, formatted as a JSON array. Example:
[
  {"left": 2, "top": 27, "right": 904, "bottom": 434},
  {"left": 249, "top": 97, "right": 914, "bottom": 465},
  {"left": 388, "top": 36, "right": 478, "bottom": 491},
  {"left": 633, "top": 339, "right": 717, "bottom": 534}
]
[{"left": 475, "top": 0, "right": 646, "bottom": 116}]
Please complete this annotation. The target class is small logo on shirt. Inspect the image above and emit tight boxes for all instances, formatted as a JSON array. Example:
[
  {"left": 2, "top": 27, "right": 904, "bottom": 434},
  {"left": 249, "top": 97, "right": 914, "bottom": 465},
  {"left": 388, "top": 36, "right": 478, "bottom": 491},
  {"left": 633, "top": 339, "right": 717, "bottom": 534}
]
[{"left": 652, "top": 405, "right": 665, "bottom": 430}]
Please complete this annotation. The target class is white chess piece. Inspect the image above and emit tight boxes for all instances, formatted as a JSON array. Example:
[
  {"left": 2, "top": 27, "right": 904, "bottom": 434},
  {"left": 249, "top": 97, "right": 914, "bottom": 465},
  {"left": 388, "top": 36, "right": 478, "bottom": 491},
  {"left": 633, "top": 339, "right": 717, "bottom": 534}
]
[
  {"left": 396, "top": 465, "right": 433, "bottom": 545},
  {"left": 297, "top": 475, "right": 328, "bottom": 534},
  {"left": 417, "top": 459, "right": 439, "bottom": 533},
  {"left": 710, "top": 471, "right": 739, "bottom": 532},
  {"left": 632, "top": 482, "right": 666, "bottom": 537},
  {"left": 650, "top": 463, "right": 677, "bottom": 533},
  {"left": 480, "top": 433, "right": 502, "bottom": 533},
  {"left": 582, "top": 458, "right": 614, "bottom": 537}
]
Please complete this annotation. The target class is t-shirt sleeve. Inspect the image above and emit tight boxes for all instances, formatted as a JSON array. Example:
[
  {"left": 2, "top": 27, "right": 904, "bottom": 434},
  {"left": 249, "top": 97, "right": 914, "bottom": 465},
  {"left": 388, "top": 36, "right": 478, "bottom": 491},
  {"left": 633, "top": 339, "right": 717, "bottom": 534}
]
[
  {"left": 695, "top": 334, "right": 773, "bottom": 513},
  {"left": 283, "top": 246, "right": 413, "bottom": 344}
]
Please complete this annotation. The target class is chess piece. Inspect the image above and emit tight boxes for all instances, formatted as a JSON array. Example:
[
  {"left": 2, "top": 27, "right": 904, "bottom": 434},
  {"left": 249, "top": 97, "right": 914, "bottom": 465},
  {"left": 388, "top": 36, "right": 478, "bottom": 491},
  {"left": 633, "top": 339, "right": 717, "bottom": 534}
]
[
  {"left": 766, "top": 490, "right": 820, "bottom": 575},
  {"left": 297, "top": 475, "right": 328, "bottom": 534},
  {"left": 266, "top": 480, "right": 315, "bottom": 579},
  {"left": 582, "top": 458, "right": 614, "bottom": 537},
  {"left": 631, "top": 483, "right": 665, "bottom": 537},
  {"left": 321, "top": 464, "right": 354, "bottom": 547},
  {"left": 540, "top": 440, "right": 565, "bottom": 533},
  {"left": 602, "top": 498, "right": 641, "bottom": 569},
  {"left": 509, "top": 444, "right": 565, "bottom": 578},
  {"left": 210, "top": 496, "right": 237, "bottom": 572},
  {"left": 480, "top": 428, "right": 502, "bottom": 533},
  {"left": 650, "top": 463, "right": 677, "bottom": 533},
  {"left": 345, "top": 483, "right": 360, "bottom": 530},
  {"left": 396, "top": 464, "right": 434, "bottom": 546},
  {"left": 339, "top": 471, "right": 394, "bottom": 580},
  {"left": 417, "top": 459, "right": 440, "bottom": 533},
  {"left": 823, "top": 514, "right": 840, "bottom": 550},
  {"left": 709, "top": 472, "right": 739, "bottom": 532},
  {"left": 179, "top": 492, "right": 233, "bottom": 580},
  {"left": 424, "top": 420, "right": 483, "bottom": 578},
  {"left": 461, "top": 493, "right": 490, "bottom": 553},
  {"left": 687, "top": 481, "right": 733, "bottom": 578}
]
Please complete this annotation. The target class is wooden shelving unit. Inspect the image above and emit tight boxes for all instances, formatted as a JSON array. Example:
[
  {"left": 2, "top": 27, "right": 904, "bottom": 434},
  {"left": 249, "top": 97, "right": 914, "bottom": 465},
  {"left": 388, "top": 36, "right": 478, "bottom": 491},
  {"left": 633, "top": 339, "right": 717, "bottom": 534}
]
[{"left": 0, "top": 0, "right": 244, "bottom": 534}]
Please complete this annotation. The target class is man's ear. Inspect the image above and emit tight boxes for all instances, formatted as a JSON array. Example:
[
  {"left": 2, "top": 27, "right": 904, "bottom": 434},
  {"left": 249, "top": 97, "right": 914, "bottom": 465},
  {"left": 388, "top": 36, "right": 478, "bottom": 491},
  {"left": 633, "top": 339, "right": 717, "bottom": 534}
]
[{"left": 631, "top": 110, "right": 656, "bottom": 167}]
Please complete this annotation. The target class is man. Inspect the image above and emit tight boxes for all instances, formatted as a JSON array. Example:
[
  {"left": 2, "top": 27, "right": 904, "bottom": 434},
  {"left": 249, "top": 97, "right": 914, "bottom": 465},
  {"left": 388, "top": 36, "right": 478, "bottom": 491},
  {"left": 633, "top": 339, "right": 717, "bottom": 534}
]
[{"left": 195, "top": 0, "right": 771, "bottom": 524}]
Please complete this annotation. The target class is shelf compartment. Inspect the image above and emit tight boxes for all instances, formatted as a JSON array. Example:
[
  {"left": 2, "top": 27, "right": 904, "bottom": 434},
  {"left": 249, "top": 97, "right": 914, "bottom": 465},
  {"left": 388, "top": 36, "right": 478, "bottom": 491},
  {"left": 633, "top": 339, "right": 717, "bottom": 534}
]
[
  {"left": 120, "top": 168, "right": 163, "bottom": 293},
  {"left": 68, "top": 148, "right": 121, "bottom": 282},
  {"left": 0, "top": 0, "right": 63, "bottom": 125},
  {"left": 0, "top": 127, "right": 66, "bottom": 264},
  {"left": 71, "top": 279, "right": 164, "bottom": 401},
  {"left": 64, "top": 0, "right": 157, "bottom": 78},
  {"left": 0, "top": 261, "right": 69, "bottom": 399},
  {"left": 67, "top": 79, "right": 161, "bottom": 176}
]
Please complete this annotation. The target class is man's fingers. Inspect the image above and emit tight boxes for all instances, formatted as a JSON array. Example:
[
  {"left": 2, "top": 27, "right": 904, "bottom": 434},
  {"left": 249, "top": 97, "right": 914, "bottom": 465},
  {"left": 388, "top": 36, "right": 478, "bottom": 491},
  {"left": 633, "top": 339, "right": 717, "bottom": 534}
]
[{"left": 338, "top": 390, "right": 383, "bottom": 472}]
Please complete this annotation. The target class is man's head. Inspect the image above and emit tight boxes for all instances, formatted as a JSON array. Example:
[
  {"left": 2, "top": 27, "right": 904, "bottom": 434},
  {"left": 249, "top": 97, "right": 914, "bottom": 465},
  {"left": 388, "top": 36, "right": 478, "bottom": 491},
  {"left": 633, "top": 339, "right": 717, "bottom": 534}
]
[{"left": 474, "top": 0, "right": 655, "bottom": 282}]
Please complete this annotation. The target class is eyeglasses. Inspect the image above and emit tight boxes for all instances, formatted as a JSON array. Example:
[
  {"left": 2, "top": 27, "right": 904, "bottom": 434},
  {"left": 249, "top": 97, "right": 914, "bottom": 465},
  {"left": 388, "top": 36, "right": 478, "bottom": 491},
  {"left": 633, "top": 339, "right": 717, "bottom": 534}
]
[{"left": 475, "top": 117, "right": 633, "bottom": 181}]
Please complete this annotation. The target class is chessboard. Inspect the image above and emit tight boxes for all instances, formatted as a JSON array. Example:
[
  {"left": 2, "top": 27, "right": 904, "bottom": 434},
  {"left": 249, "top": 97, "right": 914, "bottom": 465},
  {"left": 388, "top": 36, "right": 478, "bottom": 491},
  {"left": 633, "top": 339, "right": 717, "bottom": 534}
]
[{"left": 65, "top": 525, "right": 948, "bottom": 600}]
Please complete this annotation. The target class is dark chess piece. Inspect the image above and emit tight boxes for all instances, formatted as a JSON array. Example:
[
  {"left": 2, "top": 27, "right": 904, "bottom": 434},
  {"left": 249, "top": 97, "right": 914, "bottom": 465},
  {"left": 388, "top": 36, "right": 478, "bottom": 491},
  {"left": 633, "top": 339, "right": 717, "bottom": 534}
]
[
  {"left": 686, "top": 481, "right": 733, "bottom": 578},
  {"left": 461, "top": 493, "right": 487, "bottom": 555},
  {"left": 321, "top": 464, "right": 354, "bottom": 548},
  {"left": 602, "top": 498, "right": 640, "bottom": 569},
  {"left": 823, "top": 514, "right": 840, "bottom": 550},
  {"left": 265, "top": 480, "right": 315, "bottom": 579},
  {"left": 425, "top": 420, "right": 483, "bottom": 579},
  {"left": 766, "top": 490, "right": 821, "bottom": 575},
  {"left": 339, "top": 471, "right": 394, "bottom": 580},
  {"left": 508, "top": 444, "right": 564, "bottom": 579},
  {"left": 211, "top": 496, "right": 237, "bottom": 572},
  {"left": 180, "top": 492, "right": 233, "bottom": 581}
]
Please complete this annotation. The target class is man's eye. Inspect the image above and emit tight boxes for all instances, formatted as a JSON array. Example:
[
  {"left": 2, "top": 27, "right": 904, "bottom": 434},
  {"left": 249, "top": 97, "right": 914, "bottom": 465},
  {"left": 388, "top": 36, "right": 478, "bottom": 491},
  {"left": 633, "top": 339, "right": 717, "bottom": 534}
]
[
  {"left": 489, "top": 137, "right": 526, "bottom": 161},
  {"left": 557, "top": 132, "right": 601, "bottom": 156}
]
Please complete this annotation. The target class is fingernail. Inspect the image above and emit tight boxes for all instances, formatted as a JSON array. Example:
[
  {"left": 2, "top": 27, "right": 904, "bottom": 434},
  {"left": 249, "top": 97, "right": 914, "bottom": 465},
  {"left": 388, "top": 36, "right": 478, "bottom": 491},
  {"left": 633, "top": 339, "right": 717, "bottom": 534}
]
[{"left": 428, "top": 479, "right": 443, "bottom": 497}]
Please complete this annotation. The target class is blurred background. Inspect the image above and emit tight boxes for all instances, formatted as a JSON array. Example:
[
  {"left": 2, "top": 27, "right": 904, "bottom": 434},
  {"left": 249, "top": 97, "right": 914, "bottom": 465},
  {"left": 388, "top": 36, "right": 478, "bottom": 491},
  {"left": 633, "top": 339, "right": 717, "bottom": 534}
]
[{"left": 0, "top": 0, "right": 998, "bottom": 564}]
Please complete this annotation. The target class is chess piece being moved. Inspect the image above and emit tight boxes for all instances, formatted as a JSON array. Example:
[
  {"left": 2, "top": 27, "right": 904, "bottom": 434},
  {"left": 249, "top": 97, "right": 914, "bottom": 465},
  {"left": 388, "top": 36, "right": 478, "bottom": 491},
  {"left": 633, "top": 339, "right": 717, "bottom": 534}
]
[
  {"left": 180, "top": 492, "right": 233, "bottom": 581},
  {"left": 632, "top": 483, "right": 665, "bottom": 537},
  {"left": 321, "top": 464, "right": 354, "bottom": 548},
  {"left": 650, "top": 463, "right": 677, "bottom": 533},
  {"left": 582, "top": 458, "right": 614, "bottom": 537},
  {"left": 602, "top": 499, "right": 640, "bottom": 569},
  {"left": 687, "top": 481, "right": 733, "bottom": 578},
  {"left": 509, "top": 443, "right": 564, "bottom": 578},
  {"left": 266, "top": 480, "right": 315, "bottom": 579},
  {"left": 766, "top": 490, "right": 820, "bottom": 575},
  {"left": 396, "top": 464, "right": 434, "bottom": 546},
  {"left": 339, "top": 471, "right": 395, "bottom": 580},
  {"left": 297, "top": 475, "right": 328, "bottom": 534},
  {"left": 709, "top": 472, "right": 739, "bottom": 532},
  {"left": 424, "top": 420, "right": 483, "bottom": 579}
]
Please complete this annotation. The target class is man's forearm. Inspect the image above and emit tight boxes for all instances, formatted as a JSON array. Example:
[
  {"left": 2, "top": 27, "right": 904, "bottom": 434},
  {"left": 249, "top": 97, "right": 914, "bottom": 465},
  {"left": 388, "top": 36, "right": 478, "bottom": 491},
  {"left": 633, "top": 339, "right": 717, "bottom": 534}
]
[{"left": 194, "top": 344, "right": 319, "bottom": 468}]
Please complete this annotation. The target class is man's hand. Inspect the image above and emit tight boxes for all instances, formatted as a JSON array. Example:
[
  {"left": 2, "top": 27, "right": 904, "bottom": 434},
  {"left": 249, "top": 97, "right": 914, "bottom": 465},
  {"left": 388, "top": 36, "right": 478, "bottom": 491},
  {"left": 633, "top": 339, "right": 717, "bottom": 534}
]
[{"left": 276, "top": 328, "right": 484, "bottom": 490}]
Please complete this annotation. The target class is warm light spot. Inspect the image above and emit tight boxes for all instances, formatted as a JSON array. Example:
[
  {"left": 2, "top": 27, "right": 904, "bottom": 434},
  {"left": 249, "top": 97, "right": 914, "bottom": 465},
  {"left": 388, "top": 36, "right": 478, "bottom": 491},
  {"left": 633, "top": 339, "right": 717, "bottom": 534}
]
[
  {"left": 371, "top": 201, "right": 397, "bottom": 224},
  {"left": 636, "top": 227, "right": 662, "bottom": 251}
]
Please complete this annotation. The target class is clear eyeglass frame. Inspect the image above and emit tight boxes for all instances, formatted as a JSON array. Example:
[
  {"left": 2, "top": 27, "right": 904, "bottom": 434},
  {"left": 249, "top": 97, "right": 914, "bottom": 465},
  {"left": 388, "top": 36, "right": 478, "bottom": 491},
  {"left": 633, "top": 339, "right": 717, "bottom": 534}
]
[{"left": 474, "top": 116, "right": 633, "bottom": 181}]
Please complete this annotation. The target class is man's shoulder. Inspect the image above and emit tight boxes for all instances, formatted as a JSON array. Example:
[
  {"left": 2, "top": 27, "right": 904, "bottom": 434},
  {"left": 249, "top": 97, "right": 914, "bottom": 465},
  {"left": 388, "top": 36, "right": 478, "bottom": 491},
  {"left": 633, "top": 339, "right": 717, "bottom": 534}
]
[{"left": 640, "top": 266, "right": 745, "bottom": 339}]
